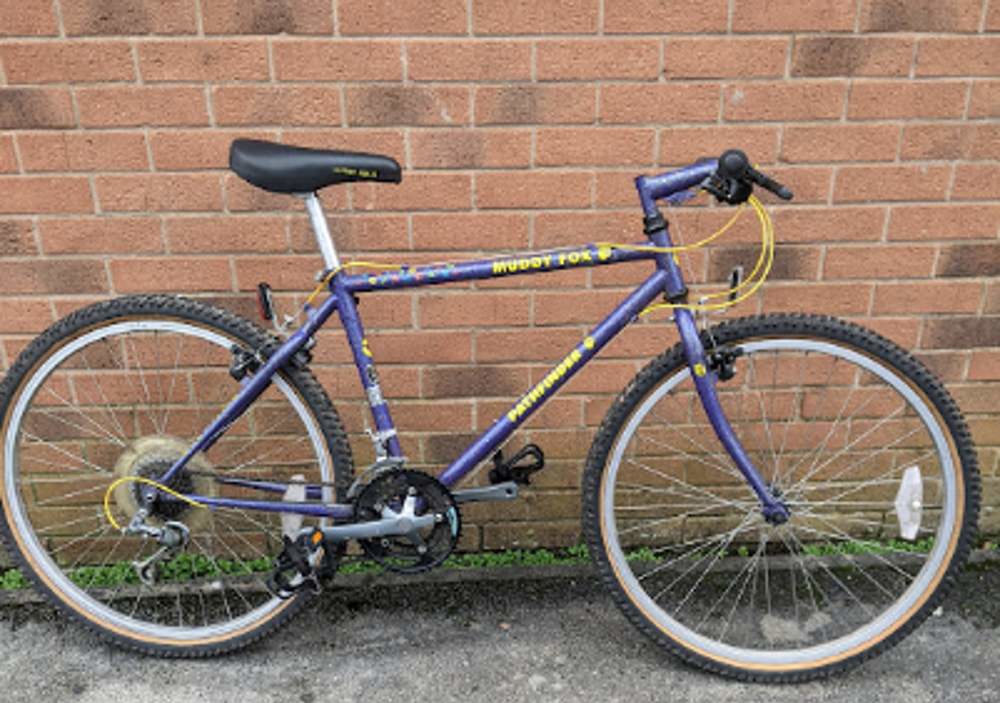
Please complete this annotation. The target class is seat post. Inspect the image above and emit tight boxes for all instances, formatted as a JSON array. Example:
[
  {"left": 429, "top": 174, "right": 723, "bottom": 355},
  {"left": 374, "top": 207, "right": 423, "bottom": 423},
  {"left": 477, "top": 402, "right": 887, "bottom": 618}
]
[{"left": 298, "top": 192, "right": 340, "bottom": 271}]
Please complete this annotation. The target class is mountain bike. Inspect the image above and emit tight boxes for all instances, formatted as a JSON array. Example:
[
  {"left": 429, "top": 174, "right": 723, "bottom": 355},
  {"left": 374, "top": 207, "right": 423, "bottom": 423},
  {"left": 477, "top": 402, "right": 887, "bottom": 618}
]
[{"left": 0, "top": 140, "right": 979, "bottom": 681}]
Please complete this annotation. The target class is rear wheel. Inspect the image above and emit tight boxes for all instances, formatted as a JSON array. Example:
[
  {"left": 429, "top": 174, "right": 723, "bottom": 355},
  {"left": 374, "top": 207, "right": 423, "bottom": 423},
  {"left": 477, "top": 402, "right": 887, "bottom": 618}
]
[
  {"left": 0, "top": 295, "right": 353, "bottom": 656},
  {"left": 583, "top": 314, "right": 978, "bottom": 681}
]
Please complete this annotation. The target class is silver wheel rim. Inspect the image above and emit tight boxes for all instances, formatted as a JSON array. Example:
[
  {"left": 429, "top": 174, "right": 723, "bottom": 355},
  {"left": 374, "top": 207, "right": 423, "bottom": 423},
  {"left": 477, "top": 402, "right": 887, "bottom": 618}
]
[
  {"left": 4, "top": 319, "right": 332, "bottom": 643},
  {"left": 601, "top": 338, "right": 958, "bottom": 667}
]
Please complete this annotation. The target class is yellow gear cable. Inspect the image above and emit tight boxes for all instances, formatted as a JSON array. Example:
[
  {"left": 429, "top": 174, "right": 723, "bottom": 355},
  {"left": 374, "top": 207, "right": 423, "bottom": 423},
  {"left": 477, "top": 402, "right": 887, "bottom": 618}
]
[
  {"left": 102, "top": 475, "right": 207, "bottom": 531},
  {"left": 639, "top": 194, "right": 773, "bottom": 315}
]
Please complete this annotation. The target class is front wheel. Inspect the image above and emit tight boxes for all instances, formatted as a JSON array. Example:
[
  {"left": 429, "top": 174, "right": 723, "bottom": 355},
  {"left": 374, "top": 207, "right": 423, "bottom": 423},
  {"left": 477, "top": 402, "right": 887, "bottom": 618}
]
[{"left": 583, "top": 314, "right": 979, "bottom": 681}]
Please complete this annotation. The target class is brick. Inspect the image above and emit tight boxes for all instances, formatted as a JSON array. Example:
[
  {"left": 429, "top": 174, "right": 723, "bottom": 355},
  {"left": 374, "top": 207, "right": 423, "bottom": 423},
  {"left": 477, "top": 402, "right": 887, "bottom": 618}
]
[
  {"left": 782, "top": 124, "right": 899, "bottom": 163},
  {"left": 764, "top": 283, "right": 872, "bottom": 317},
  {"left": 537, "top": 39, "right": 660, "bottom": 81},
  {"left": 848, "top": 81, "right": 967, "bottom": 120},
  {"left": 166, "top": 216, "right": 287, "bottom": 253},
  {"left": 341, "top": 0, "right": 465, "bottom": 35},
  {"left": 833, "top": 165, "right": 951, "bottom": 203},
  {"left": 477, "top": 328, "right": 585, "bottom": 362},
  {"left": 110, "top": 257, "right": 232, "bottom": 293},
  {"left": 823, "top": 245, "right": 936, "bottom": 280},
  {"left": 874, "top": 282, "right": 983, "bottom": 315},
  {"left": 0, "top": 176, "right": 93, "bottom": 214},
  {"left": 536, "top": 128, "right": 654, "bottom": 167},
  {"left": 273, "top": 40, "right": 402, "bottom": 82},
  {"left": 970, "top": 80, "right": 1000, "bottom": 118},
  {"left": 602, "top": 84, "right": 720, "bottom": 124},
  {"left": 18, "top": 132, "right": 148, "bottom": 172},
  {"left": 952, "top": 164, "right": 1000, "bottom": 201},
  {"left": 665, "top": 38, "right": 788, "bottom": 79},
  {"left": 0, "top": 137, "right": 15, "bottom": 173},
  {"left": 231, "top": 254, "right": 323, "bottom": 290},
  {"left": 0, "top": 298, "right": 54, "bottom": 334},
  {"left": 604, "top": 0, "right": 727, "bottom": 33},
  {"left": 0, "top": 88, "right": 75, "bottom": 129},
  {"left": 366, "top": 331, "right": 473, "bottom": 364},
  {"left": 407, "top": 41, "right": 530, "bottom": 82},
  {"left": 734, "top": 0, "right": 856, "bottom": 31},
  {"left": 937, "top": 244, "right": 1000, "bottom": 278},
  {"left": 899, "top": 124, "right": 973, "bottom": 161},
  {"left": 967, "top": 124, "right": 1000, "bottom": 161},
  {"left": 0, "top": 41, "right": 134, "bottom": 83},
  {"left": 762, "top": 166, "right": 832, "bottom": 205},
  {"left": 724, "top": 82, "right": 846, "bottom": 122},
  {"left": 594, "top": 171, "right": 641, "bottom": 208},
  {"left": 916, "top": 38, "right": 1000, "bottom": 78},
  {"left": 39, "top": 217, "right": 162, "bottom": 255},
  {"left": 214, "top": 86, "right": 341, "bottom": 127},
  {"left": 770, "top": 207, "right": 886, "bottom": 243},
  {"left": 149, "top": 130, "right": 276, "bottom": 170},
  {"left": 792, "top": 37, "right": 913, "bottom": 78},
  {"left": 138, "top": 40, "right": 269, "bottom": 82},
  {"left": 411, "top": 213, "right": 530, "bottom": 251},
  {"left": 62, "top": 0, "right": 197, "bottom": 35},
  {"left": 201, "top": 0, "right": 332, "bottom": 34},
  {"left": 418, "top": 292, "right": 531, "bottom": 329},
  {"left": 0, "top": 221, "right": 38, "bottom": 255},
  {"left": 858, "top": 0, "right": 983, "bottom": 32},
  {"left": 888, "top": 205, "right": 1000, "bottom": 241},
  {"left": 534, "top": 211, "right": 632, "bottom": 249},
  {"left": 476, "top": 171, "right": 591, "bottom": 210},
  {"left": 659, "top": 126, "right": 780, "bottom": 167},
  {"left": 475, "top": 85, "right": 596, "bottom": 125},
  {"left": 923, "top": 317, "right": 1000, "bottom": 350},
  {"left": 0, "top": 259, "right": 107, "bottom": 294},
  {"left": 77, "top": 86, "right": 208, "bottom": 127},
  {"left": 482, "top": 521, "right": 579, "bottom": 549},
  {"left": 95, "top": 174, "right": 223, "bottom": 213},
  {"left": 354, "top": 173, "right": 471, "bottom": 211},
  {"left": 345, "top": 85, "right": 468, "bottom": 126},
  {"left": 410, "top": 129, "right": 531, "bottom": 169},
  {"left": 969, "top": 351, "right": 1000, "bottom": 381},
  {"left": 0, "top": 0, "right": 58, "bottom": 36},
  {"left": 473, "top": 0, "right": 597, "bottom": 34}
]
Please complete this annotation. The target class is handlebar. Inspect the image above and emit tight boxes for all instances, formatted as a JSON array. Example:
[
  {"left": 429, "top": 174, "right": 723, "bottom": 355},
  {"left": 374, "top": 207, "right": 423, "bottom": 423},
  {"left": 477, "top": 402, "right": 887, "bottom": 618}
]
[{"left": 635, "top": 149, "right": 793, "bottom": 211}]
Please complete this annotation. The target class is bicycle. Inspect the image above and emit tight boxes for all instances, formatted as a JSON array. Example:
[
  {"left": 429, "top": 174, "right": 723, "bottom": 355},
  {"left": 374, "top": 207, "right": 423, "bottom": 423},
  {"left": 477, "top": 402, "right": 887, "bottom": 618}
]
[{"left": 0, "top": 140, "right": 979, "bottom": 682}]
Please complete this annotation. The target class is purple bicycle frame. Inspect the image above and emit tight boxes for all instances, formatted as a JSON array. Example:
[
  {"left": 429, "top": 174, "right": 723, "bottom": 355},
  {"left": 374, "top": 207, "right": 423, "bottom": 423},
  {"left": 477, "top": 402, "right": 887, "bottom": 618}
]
[{"left": 155, "top": 158, "right": 787, "bottom": 523}]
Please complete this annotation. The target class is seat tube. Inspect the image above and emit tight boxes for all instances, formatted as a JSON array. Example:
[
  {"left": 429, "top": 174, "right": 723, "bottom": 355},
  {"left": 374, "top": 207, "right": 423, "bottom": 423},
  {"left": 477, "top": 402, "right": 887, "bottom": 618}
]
[
  {"left": 331, "top": 276, "right": 403, "bottom": 459},
  {"left": 641, "top": 193, "right": 787, "bottom": 522}
]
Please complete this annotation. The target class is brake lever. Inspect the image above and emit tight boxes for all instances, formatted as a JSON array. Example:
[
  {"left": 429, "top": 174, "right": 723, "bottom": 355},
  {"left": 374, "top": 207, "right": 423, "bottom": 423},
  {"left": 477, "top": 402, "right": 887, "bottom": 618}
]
[{"left": 746, "top": 168, "right": 794, "bottom": 201}]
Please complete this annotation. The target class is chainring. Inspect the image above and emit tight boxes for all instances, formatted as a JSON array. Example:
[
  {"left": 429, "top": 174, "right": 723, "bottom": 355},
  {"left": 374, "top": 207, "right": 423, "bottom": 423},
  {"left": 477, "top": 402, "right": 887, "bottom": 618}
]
[{"left": 354, "top": 470, "right": 460, "bottom": 574}]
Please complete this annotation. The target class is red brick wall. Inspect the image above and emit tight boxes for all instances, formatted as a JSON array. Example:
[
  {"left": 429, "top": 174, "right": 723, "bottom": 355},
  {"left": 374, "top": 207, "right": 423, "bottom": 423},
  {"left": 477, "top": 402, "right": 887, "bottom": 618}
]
[{"left": 0, "top": 0, "right": 997, "bottom": 548}]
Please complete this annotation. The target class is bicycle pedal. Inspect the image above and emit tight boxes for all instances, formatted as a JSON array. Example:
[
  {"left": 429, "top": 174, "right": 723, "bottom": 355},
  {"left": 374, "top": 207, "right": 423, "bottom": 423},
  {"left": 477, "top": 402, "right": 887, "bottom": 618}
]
[
  {"left": 266, "top": 531, "right": 324, "bottom": 600},
  {"left": 489, "top": 444, "right": 545, "bottom": 486}
]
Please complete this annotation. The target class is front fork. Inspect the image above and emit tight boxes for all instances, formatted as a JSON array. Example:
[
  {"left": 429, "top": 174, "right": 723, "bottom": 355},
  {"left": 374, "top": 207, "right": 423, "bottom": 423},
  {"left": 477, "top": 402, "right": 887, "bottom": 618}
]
[{"left": 647, "top": 218, "right": 790, "bottom": 525}]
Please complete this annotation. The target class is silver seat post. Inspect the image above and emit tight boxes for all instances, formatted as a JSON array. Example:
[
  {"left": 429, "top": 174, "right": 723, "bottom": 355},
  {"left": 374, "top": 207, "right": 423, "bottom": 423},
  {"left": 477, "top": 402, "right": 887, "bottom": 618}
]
[{"left": 298, "top": 192, "right": 340, "bottom": 272}]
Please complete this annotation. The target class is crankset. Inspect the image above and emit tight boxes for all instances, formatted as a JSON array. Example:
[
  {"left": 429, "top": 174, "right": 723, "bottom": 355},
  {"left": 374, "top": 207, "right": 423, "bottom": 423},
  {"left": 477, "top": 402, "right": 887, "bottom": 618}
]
[{"left": 354, "top": 470, "right": 460, "bottom": 574}]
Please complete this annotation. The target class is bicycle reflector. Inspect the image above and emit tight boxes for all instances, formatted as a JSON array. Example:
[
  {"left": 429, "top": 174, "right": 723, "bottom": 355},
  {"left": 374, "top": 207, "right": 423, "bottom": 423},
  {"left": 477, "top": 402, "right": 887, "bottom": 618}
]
[{"left": 894, "top": 465, "right": 923, "bottom": 541}]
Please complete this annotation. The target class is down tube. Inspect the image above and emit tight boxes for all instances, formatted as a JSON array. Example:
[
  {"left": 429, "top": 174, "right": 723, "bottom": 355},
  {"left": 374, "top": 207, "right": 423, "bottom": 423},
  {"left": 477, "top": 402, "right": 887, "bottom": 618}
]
[{"left": 438, "top": 269, "right": 670, "bottom": 487}]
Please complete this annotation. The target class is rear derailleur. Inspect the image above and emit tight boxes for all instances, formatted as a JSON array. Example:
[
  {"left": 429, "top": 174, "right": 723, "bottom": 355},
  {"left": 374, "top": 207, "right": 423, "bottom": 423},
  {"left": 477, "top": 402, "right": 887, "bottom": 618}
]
[{"left": 122, "top": 509, "right": 191, "bottom": 586}]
